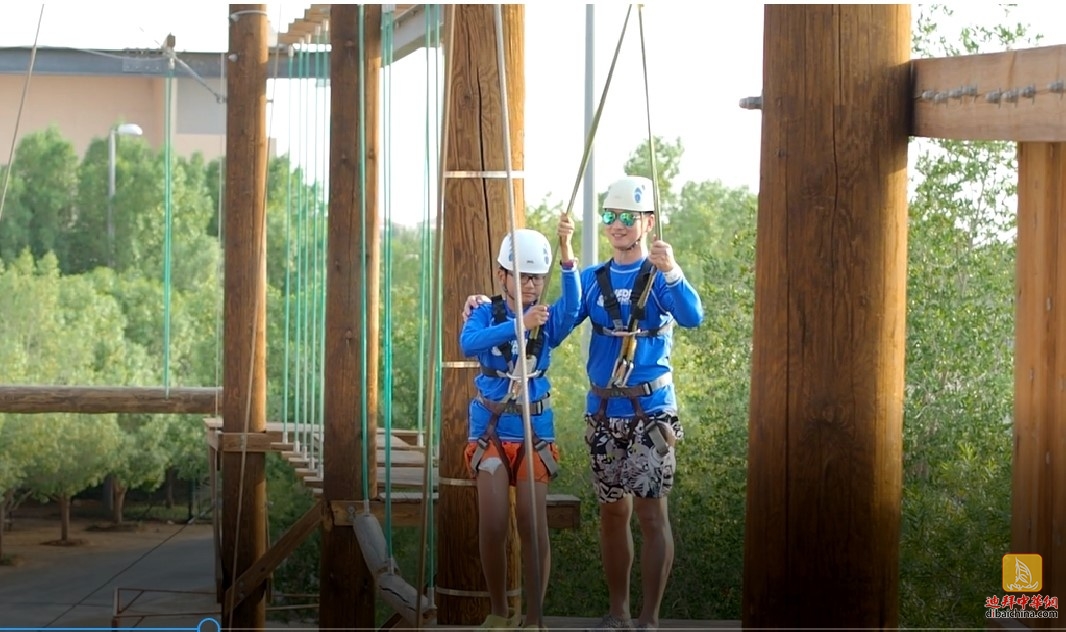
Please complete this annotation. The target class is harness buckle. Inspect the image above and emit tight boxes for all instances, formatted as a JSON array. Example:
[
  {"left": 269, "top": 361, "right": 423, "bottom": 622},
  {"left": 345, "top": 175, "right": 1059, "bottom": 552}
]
[{"left": 610, "top": 357, "right": 635, "bottom": 388}]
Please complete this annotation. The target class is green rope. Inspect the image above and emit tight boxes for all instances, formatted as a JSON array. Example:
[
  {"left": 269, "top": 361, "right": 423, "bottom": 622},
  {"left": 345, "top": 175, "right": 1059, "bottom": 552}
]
[
  {"left": 295, "top": 43, "right": 309, "bottom": 451},
  {"left": 382, "top": 8, "right": 396, "bottom": 555},
  {"left": 427, "top": 1, "right": 443, "bottom": 585},
  {"left": 162, "top": 61, "right": 174, "bottom": 391},
  {"left": 358, "top": 5, "right": 370, "bottom": 503},
  {"left": 282, "top": 46, "right": 295, "bottom": 440},
  {"left": 317, "top": 31, "right": 329, "bottom": 469},
  {"left": 311, "top": 31, "right": 324, "bottom": 468}
]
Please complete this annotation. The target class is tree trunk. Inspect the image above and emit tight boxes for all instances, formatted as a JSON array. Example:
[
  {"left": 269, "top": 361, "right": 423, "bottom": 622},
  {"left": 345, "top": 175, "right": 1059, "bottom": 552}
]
[
  {"left": 165, "top": 467, "right": 175, "bottom": 509},
  {"left": 59, "top": 495, "right": 70, "bottom": 542},
  {"left": 112, "top": 483, "right": 127, "bottom": 524},
  {"left": 0, "top": 493, "right": 6, "bottom": 559}
]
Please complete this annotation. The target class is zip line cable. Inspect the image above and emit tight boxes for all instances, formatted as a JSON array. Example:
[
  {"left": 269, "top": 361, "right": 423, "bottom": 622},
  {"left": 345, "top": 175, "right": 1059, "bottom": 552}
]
[{"left": 0, "top": 5, "right": 44, "bottom": 226}]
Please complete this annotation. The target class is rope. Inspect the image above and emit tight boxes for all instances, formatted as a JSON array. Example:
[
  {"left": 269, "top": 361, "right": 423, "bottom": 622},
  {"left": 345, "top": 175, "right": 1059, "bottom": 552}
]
[
  {"left": 416, "top": 5, "right": 454, "bottom": 626},
  {"left": 162, "top": 57, "right": 175, "bottom": 392},
  {"left": 0, "top": 5, "right": 44, "bottom": 227},
  {"left": 636, "top": 5, "right": 663, "bottom": 242},
  {"left": 530, "top": 4, "right": 633, "bottom": 306},
  {"left": 382, "top": 5, "right": 396, "bottom": 556},
  {"left": 282, "top": 45, "right": 295, "bottom": 443},
  {"left": 492, "top": 6, "right": 545, "bottom": 621}
]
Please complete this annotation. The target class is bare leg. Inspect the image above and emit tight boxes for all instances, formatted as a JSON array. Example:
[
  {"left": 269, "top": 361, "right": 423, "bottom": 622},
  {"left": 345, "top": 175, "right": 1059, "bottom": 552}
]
[
  {"left": 599, "top": 496, "right": 634, "bottom": 620},
  {"left": 477, "top": 463, "right": 512, "bottom": 618},
  {"left": 633, "top": 496, "right": 673, "bottom": 627},
  {"left": 515, "top": 480, "right": 550, "bottom": 626}
]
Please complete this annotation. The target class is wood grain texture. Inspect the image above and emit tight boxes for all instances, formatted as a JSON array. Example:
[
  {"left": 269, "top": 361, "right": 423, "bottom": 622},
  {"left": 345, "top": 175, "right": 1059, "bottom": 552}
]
[
  {"left": 319, "top": 5, "right": 381, "bottom": 630},
  {"left": 743, "top": 5, "right": 910, "bottom": 627},
  {"left": 437, "top": 4, "right": 525, "bottom": 625},
  {"left": 913, "top": 44, "right": 1066, "bottom": 141},
  {"left": 221, "top": 4, "right": 270, "bottom": 629},
  {"left": 0, "top": 386, "right": 222, "bottom": 414},
  {"left": 1014, "top": 142, "right": 1066, "bottom": 627}
]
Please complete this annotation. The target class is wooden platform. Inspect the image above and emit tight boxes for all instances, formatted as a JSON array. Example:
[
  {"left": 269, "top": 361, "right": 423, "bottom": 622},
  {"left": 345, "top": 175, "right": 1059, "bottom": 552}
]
[
  {"left": 423, "top": 616, "right": 740, "bottom": 630},
  {"left": 204, "top": 418, "right": 582, "bottom": 530}
]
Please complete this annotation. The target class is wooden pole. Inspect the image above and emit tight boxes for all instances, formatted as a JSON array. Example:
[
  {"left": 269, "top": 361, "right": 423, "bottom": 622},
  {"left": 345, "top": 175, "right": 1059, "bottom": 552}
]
[
  {"left": 319, "top": 5, "right": 381, "bottom": 630},
  {"left": 743, "top": 5, "right": 910, "bottom": 627},
  {"left": 0, "top": 385, "right": 222, "bottom": 414},
  {"left": 1014, "top": 142, "right": 1066, "bottom": 625},
  {"left": 221, "top": 4, "right": 269, "bottom": 630},
  {"left": 437, "top": 4, "right": 524, "bottom": 625}
]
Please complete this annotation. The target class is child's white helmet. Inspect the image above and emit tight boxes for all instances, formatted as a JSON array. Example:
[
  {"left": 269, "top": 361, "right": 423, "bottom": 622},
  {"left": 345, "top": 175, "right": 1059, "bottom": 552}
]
[{"left": 497, "top": 229, "right": 552, "bottom": 274}]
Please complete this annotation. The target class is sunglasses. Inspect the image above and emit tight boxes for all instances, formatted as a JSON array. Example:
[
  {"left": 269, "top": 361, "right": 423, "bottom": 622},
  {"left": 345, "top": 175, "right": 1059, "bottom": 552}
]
[{"left": 601, "top": 210, "right": 643, "bottom": 227}]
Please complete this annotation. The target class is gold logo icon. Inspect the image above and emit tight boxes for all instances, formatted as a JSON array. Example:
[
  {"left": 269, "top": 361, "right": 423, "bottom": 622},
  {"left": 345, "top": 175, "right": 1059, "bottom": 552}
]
[{"left": 1002, "top": 554, "right": 1042, "bottom": 593}]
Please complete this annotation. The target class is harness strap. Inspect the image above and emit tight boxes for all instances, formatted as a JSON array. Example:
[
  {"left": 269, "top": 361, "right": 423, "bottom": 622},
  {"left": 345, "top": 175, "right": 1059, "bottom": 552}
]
[
  {"left": 480, "top": 366, "right": 544, "bottom": 379},
  {"left": 476, "top": 393, "right": 551, "bottom": 416},
  {"left": 590, "top": 319, "right": 675, "bottom": 338},
  {"left": 593, "top": 258, "right": 657, "bottom": 334},
  {"left": 468, "top": 415, "right": 513, "bottom": 483},
  {"left": 590, "top": 372, "right": 673, "bottom": 400},
  {"left": 469, "top": 397, "right": 560, "bottom": 484},
  {"left": 488, "top": 294, "right": 546, "bottom": 373}
]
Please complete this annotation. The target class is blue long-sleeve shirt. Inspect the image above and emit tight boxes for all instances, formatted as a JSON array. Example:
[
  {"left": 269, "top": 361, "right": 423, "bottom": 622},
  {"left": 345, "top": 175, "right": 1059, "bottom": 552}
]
[
  {"left": 459, "top": 267, "right": 581, "bottom": 441},
  {"left": 575, "top": 258, "right": 704, "bottom": 418}
]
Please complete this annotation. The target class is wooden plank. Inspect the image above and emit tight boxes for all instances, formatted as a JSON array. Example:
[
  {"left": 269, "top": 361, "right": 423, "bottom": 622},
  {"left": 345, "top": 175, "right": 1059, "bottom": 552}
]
[
  {"left": 0, "top": 385, "right": 222, "bottom": 414},
  {"left": 332, "top": 493, "right": 581, "bottom": 531},
  {"left": 434, "top": 617, "right": 739, "bottom": 629},
  {"left": 1014, "top": 142, "right": 1066, "bottom": 620},
  {"left": 913, "top": 44, "right": 1066, "bottom": 141},
  {"left": 744, "top": 6, "right": 909, "bottom": 628},
  {"left": 218, "top": 431, "right": 275, "bottom": 453}
]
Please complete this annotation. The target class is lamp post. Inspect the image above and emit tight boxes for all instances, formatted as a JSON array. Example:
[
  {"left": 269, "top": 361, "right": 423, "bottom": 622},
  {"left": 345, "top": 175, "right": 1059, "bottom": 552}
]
[{"left": 107, "top": 122, "right": 143, "bottom": 267}]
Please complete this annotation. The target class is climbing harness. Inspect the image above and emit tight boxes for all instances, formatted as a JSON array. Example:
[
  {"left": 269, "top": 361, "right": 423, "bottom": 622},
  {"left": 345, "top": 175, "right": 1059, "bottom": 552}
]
[
  {"left": 590, "top": 262, "right": 677, "bottom": 457},
  {"left": 592, "top": 260, "right": 675, "bottom": 388},
  {"left": 468, "top": 295, "right": 560, "bottom": 484}
]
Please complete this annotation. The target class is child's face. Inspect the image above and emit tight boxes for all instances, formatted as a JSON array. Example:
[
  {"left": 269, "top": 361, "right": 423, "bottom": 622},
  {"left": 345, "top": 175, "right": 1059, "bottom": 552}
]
[{"left": 500, "top": 268, "right": 546, "bottom": 305}]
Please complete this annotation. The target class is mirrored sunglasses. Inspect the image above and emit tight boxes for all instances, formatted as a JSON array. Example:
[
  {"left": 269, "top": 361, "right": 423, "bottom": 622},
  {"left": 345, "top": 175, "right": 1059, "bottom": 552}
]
[{"left": 601, "top": 210, "right": 639, "bottom": 227}]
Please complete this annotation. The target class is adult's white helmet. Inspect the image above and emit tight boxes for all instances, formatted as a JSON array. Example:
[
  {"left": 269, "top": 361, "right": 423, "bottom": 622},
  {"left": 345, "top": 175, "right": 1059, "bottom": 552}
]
[
  {"left": 497, "top": 228, "right": 552, "bottom": 274},
  {"left": 603, "top": 175, "right": 656, "bottom": 213}
]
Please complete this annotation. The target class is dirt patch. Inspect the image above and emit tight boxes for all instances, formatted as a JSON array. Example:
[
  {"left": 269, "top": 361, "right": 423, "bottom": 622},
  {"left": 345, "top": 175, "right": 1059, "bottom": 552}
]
[{"left": 40, "top": 538, "right": 91, "bottom": 547}]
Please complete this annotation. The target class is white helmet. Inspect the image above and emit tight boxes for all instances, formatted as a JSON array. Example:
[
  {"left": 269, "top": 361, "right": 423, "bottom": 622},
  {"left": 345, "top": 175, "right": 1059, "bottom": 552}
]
[
  {"left": 603, "top": 175, "right": 656, "bottom": 213},
  {"left": 497, "top": 229, "right": 552, "bottom": 275}
]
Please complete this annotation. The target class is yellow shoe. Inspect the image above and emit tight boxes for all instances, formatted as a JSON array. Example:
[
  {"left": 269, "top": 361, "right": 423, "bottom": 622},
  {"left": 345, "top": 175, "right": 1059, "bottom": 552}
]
[{"left": 478, "top": 611, "right": 521, "bottom": 629}]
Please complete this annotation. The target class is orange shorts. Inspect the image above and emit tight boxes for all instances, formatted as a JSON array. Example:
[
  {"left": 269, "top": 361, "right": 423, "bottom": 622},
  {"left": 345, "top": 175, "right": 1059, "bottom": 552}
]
[{"left": 464, "top": 440, "right": 560, "bottom": 484}]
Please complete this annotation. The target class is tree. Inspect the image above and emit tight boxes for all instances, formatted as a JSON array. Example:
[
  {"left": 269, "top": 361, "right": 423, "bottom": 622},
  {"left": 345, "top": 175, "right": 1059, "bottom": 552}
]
[{"left": 0, "top": 127, "right": 80, "bottom": 264}]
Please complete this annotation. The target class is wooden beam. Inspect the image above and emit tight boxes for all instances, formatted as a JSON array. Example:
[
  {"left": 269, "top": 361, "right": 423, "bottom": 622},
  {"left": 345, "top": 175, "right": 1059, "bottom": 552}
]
[
  {"left": 224, "top": 499, "right": 325, "bottom": 612},
  {"left": 221, "top": 4, "right": 270, "bottom": 630},
  {"left": 0, "top": 385, "right": 221, "bottom": 414},
  {"left": 1014, "top": 141, "right": 1066, "bottom": 619},
  {"left": 320, "top": 5, "right": 381, "bottom": 630},
  {"left": 332, "top": 493, "right": 581, "bottom": 531},
  {"left": 744, "top": 5, "right": 910, "bottom": 628},
  {"left": 437, "top": 5, "right": 525, "bottom": 625},
  {"left": 912, "top": 44, "right": 1066, "bottom": 141}
]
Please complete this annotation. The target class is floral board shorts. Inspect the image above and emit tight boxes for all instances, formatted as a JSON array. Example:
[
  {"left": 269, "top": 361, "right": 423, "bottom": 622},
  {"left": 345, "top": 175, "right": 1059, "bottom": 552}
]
[{"left": 584, "top": 410, "right": 684, "bottom": 504}]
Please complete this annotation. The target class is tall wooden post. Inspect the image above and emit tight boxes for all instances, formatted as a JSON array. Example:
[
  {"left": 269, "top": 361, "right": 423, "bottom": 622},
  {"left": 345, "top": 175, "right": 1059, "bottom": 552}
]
[
  {"left": 320, "top": 5, "right": 381, "bottom": 630},
  {"left": 221, "top": 4, "right": 269, "bottom": 630},
  {"left": 437, "top": 5, "right": 524, "bottom": 625},
  {"left": 1014, "top": 142, "right": 1066, "bottom": 625},
  {"left": 743, "top": 5, "right": 910, "bottom": 627}
]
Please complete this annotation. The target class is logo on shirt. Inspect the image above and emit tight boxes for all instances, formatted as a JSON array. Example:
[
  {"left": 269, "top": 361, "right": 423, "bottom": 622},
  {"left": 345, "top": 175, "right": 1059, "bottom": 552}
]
[{"left": 597, "top": 289, "right": 632, "bottom": 307}]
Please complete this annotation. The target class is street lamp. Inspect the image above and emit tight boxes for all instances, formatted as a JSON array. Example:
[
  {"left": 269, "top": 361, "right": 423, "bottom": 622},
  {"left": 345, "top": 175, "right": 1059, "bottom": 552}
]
[{"left": 108, "top": 122, "right": 143, "bottom": 267}]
